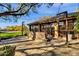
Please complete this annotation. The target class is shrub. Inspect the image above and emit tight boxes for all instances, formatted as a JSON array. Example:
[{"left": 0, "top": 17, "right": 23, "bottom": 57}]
[{"left": 0, "top": 45, "right": 16, "bottom": 56}]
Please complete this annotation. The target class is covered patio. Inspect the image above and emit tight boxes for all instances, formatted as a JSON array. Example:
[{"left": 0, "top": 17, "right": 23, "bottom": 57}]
[{"left": 28, "top": 11, "right": 78, "bottom": 41}]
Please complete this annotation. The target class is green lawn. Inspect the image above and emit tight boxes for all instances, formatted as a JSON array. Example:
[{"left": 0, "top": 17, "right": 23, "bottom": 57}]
[{"left": 0, "top": 31, "right": 22, "bottom": 40}]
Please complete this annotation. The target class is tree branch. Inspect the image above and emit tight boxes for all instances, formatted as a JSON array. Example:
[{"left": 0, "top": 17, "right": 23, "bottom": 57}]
[
  {"left": 0, "top": 4, "right": 36, "bottom": 17},
  {"left": 0, "top": 4, "right": 10, "bottom": 10},
  {"left": 2, "top": 4, "right": 24, "bottom": 13}
]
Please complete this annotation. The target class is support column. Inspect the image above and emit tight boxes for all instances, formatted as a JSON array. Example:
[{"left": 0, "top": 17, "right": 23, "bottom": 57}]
[
  {"left": 65, "top": 19, "right": 68, "bottom": 44},
  {"left": 39, "top": 24, "right": 41, "bottom": 32},
  {"left": 22, "top": 21, "right": 24, "bottom": 36},
  {"left": 54, "top": 22, "right": 59, "bottom": 38},
  {"left": 29, "top": 25, "right": 31, "bottom": 31}
]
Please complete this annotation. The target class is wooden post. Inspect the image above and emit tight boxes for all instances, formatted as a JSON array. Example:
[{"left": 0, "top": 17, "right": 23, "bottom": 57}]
[
  {"left": 29, "top": 25, "right": 31, "bottom": 31},
  {"left": 65, "top": 19, "right": 68, "bottom": 44},
  {"left": 54, "top": 22, "right": 59, "bottom": 38},
  {"left": 58, "top": 20, "right": 59, "bottom": 37},
  {"left": 65, "top": 13, "right": 68, "bottom": 44},
  {"left": 22, "top": 21, "right": 24, "bottom": 36},
  {"left": 39, "top": 24, "right": 41, "bottom": 32}
]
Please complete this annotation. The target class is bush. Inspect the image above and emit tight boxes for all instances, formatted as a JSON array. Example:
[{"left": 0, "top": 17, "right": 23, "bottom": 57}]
[{"left": 0, "top": 45, "right": 16, "bottom": 56}]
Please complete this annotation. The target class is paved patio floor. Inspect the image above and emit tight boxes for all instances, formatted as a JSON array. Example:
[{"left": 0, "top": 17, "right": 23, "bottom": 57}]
[{"left": 0, "top": 36, "right": 79, "bottom": 56}]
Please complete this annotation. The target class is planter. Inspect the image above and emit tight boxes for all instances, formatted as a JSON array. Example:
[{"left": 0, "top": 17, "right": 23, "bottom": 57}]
[{"left": 0, "top": 45, "right": 16, "bottom": 56}]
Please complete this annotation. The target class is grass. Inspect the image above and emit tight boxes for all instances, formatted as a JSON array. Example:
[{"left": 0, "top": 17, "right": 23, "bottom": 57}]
[{"left": 0, "top": 31, "right": 22, "bottom": 40}]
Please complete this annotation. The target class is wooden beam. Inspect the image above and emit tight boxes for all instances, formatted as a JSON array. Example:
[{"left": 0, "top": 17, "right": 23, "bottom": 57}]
[{"left": 39, "top": 24, "right": 42, "bottom": 32}]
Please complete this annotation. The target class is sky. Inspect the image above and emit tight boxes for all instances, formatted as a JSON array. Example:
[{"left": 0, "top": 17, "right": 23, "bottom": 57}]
[{"left": 0, "top": 3, "right": 78, "bottom": 28}]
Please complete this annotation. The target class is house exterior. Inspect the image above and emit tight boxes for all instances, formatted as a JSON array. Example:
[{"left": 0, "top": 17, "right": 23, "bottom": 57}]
[{"left": 27, "top": 11, "right": 79, "bottom": 39}]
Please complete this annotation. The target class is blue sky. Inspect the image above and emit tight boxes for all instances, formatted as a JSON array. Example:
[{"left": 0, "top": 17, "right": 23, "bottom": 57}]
[{"left": 0, "top": 3, "right": 78, "bottom": 28}]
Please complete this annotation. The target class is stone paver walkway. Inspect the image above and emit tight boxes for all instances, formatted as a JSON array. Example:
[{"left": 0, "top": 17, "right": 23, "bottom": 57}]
[
  {"left": 0, "top": 36, "right": 79, "bottom": 56},
  {"left": 0, "top": 36, "right": 28, "bottom": 45}
]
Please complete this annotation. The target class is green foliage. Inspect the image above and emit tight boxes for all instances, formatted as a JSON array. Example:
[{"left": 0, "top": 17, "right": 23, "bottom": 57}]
[
  {"left": 0, "top": 32, "right": 21, "bottom": 40},
  {"left": 0, "top": 25, "right": 30, "bottom": 40},
  {"left": 6, "top": 26, "right": 22, "bottom": 31},
  {"left": 6, "top": 25, "right": 29, "bottom": 33},
  {"left": 69, "top": 12, "right": 78, "bottom": 17},
  {"left": 0, "top": 45, "right": 16, "bottom": 56},
  {"left": 74, "top": 15, "right": 79, "bottom": 32}
]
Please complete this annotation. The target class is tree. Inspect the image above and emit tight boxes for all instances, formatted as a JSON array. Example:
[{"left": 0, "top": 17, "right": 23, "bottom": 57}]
[
  {"left": 0, "top": 3, "right": 55, "bottom": 21},
  {"left": 74, "top": 15, "right": 79, "bottom": 32},
  {"left": 74, "top": 7, "right": 79, "bottom": 32},
  {"left": 0, "top": 4, "right": 38, "bottom": 20}
]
